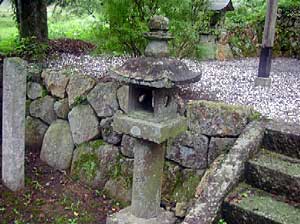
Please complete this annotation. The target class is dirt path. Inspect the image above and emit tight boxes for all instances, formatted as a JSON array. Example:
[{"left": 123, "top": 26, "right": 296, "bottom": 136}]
[{"left": 0, "top": 150, "right": 121, "bottom": 224}]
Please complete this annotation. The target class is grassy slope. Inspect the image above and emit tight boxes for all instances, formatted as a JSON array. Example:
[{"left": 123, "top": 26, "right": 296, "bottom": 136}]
[
  {"left": 0, "top": 6, "right": 18, "bottom": 54},
  {"left": 0, "top": 4, "right": 97, "bottom": 55}
]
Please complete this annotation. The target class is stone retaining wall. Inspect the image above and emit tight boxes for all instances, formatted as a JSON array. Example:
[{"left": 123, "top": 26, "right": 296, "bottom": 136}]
[{"left": 25, "top": 65, "right": 258, "bottom": 220}]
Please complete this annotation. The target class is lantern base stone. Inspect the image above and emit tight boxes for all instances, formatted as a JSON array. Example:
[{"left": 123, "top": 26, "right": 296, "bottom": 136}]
[
  {"left": 106, "top": 207, "right": 176, "bottom": 224},
  {"left": 113, "top": 114, "right": 187, "bottom": 144}
]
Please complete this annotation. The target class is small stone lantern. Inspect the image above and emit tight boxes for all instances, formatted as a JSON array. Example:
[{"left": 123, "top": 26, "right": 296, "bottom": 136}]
[{"left": 107, "top": 16, "right": 201, "bottom": 224}]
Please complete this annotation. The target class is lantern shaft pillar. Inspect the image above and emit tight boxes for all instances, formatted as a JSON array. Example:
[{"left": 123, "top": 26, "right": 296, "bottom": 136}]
[{"left": 131, "top": 140, "right": 165, "bottom": 218}]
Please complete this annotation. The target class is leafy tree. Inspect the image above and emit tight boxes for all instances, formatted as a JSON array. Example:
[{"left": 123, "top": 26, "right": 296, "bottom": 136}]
[
  {"left": 12, "top": 0, "right": 48, "bottom": 43},
  {"left": 96, "top": 0, "right": 211, "bottom": 57}
]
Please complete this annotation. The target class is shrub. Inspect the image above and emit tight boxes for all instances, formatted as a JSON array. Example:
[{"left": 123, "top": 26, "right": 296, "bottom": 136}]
[{"left": 225, "top": 0, "right": 300, "bottom": 58}]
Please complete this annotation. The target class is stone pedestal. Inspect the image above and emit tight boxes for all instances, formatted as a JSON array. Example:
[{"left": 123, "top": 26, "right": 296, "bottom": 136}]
[
  {"left": 2, "top": 58, "right": 27, "bottom": 191},
  {"left": 254, "top": 77, "right": 271, "bottom": 87},
  {"left": 107, "top": 207, "right": 176, "bottom": 224}
]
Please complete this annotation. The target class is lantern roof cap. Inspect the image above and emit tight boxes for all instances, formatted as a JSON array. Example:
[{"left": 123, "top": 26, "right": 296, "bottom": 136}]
[
  {"left": 109, "top": 16, "right": 201, "bottom": 88},
  {"left": 110, "top": 57, "right": 201, "bottom": 88}
]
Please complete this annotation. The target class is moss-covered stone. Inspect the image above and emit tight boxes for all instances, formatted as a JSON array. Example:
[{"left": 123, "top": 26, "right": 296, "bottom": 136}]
[
  {"left": 187, "top": 100, "right": 254, "bottom": 137},
  {"left": 71, "top": 141, "right": 119, "bottom": 188},
  {"left": 103, "top": 158, "right": 204, "bottom": 208},
  {"left": 170, "top": 170, "right": 204, "bottom": 203},
  {"left": 223, "top": 183, "right": 300, "bottom": 224},
  {"left": 162, "top": 161, "right": 204, "bottom": 204},
  {"left": 246, "top": 149, "right": 300, "bottom": 202},
  {"left": 25, "top": 116, "right": 48, "bottom": 150},
  {"left": 104, "top": 158, "right": 134, "bottom": 206}
]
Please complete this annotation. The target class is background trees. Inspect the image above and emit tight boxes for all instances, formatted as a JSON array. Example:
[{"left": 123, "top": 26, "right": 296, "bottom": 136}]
[
  {"left": 12, "top": 0, "right": 48, "bottom": 43},
  {"left": 0, "top": 0, "right": 298, "bottom": 58}
]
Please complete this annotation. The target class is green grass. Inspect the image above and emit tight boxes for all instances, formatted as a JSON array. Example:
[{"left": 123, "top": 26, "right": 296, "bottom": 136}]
[
  {"left": 0, "top": 8, "right": 18, "bottom": 54},
  {"left": 48, "top": 13, "right": 98, "bottom": 42},
  {"left": 0, "top": 5, "right": 98, "bottom": 55}
]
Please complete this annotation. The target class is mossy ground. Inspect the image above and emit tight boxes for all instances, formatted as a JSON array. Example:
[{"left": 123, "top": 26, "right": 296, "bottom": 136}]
[{"left": 0, "top": 148, "right": 121, "bottom": 224}]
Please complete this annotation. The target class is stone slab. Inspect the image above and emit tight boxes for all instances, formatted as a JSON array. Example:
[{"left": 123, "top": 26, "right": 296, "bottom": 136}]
[
  {"left": 246, "top": 150, "right": 300, "bottom": 202},
  {"left": 263, "top": 120, "right": 300, "bottom": 159},
  {"left": 254, "top": 77, "right": 271, "bottom": 87},
  {"left": 167, "top": 131, "right": 209, "bottom": 169},
  {"left": 106, "top": 207, "right": 176, "bottom": 224},
  {"left": 223, "top": 183, "right": 300, "bottom": 224},
  {"left": 187, "top": 100, "right": 252, "bottom": 137},
  {"left": 2, "top": 58, "right": 27, "bottom": 191},
  {"left": 113, "top": 114, "right": 187, "bottom": 144}
]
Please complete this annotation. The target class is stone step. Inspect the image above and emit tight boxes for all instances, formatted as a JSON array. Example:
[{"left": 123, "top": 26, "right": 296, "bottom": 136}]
[
  {"left": 246, "top": 149, "right": 300, "bottom": 202},
  {"left": 223, "top": 183, "right": 300, "bottom": 224},
  {"left": 263, "top": 120, "right": 300, "bottom": 159}
]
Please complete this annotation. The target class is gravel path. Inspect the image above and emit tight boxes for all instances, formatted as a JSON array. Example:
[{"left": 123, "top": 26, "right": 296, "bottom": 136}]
[{"left": 48, "top": 54, "right": 300, "bottom": 124}]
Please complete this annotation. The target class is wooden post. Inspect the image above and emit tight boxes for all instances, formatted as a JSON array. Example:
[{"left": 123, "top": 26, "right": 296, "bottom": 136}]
[{"left": 258, "top": 0, "right": 279, "bottom": 78}]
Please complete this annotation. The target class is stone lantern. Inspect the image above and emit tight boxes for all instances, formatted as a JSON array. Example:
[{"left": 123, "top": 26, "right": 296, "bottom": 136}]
[{"left": 107, "top": 16, "right": 201, "bottom": 224}]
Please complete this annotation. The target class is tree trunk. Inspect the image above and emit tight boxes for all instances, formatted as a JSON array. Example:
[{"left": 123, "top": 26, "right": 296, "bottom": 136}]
[{"left": 15, "top": 0, "right": 48, "bottom": 43}]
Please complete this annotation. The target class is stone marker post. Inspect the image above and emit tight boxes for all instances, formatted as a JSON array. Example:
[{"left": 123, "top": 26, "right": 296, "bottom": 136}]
[
  {"left": 2, "top": 57, "right": 27, "bottom": 191},
  {"left": 256, "top": 0, "right": 279, "bottom": 87},
  {"left": 106, "top": 16, "right": 201, "bottom": 224}
]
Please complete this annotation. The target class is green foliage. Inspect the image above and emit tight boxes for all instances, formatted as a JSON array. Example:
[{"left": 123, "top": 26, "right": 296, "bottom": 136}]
[
  {"left": 72, "top": 95, "right": 87, "bottom": 107},
  {"left": 0, "top": 7, "right": 18, "bottom": 54},
  {"left": 49, "top": 0, "right": 102, "bottom": 16},
  {"left": 225, "top": 0, "right": 300, "bottom": 58},
  {"left": 93, "top": 0, "right": 213, "bottom": 57},
  {"left": 14, "top": 36, "right": 49, "bottom": 61},
  {"left": 218, "top": 219, "right": 227, "bottom": 224}
]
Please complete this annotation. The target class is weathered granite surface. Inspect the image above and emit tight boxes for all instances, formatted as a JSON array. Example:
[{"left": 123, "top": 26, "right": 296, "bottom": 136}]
[
  {"left": 27, "top": 82, "right": 44, "bottom": 100},
  {"left": 68, "top": 104, "right": 100, "bottom": 145},
  {"left": 187, "top": 100, "right": 252, "bottom": 137},
  {"left": 100, "top": 117, "right": 122, "bottom": 145},
  {"left": 183, "top": 121, "right": 264, "bottom": 224},
  {"left": 167, "top": 131, "right": 209, "bottom": 169},
  {"left": 54, "top": 98, "right": 69, "bottom": 119},
  {"left": 107, "top": 207, "right": 176, "bottom": 224},
  {"left": 246, "top": 150, "right": 300, "bottom": 203},
  {"left": 223, "top": 183, "right": 300, "bottom": 224},
  {"left": 42, "top": 68, "right": 70, "bottom": 98},
  {"left": 29, "top": 95, "right": 57, "bottom": 125},
  {"left": 66, "top": 73, "right": 96, "bottom": 106},
  {"left": 87, "top": 82, "right": 119, "bottom": 118},
  {"left": 40, "top": 120, "right": 74, "bottom": 170},
  {"left": 25, "top": 116, "right": 48, "bottom": 151},
  {"left": 110, "top": 57, "right": 201, "bottom": 88},
  {"left": 117, "top": 85, "right": 129, "bottom": 113},
  {"left": 2, "top": 58, "right": 27, "bottom": 191},
  {"left": 263, "top": 120, "right": 300, "bottom": 159},
  {"left": 208, "top": 137, "right": 236, "bottom": 164},
  {"left": 113, "top": 114, "right": 187, "bottom": 144},
  {"left": 120, "top": 135, "right": 137, "bottom": 158},
  {"left": 71, "top": 142, "right": 119, "bottom": 188}
]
